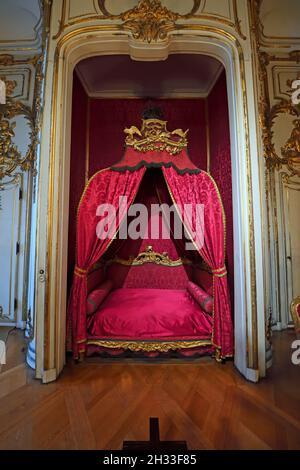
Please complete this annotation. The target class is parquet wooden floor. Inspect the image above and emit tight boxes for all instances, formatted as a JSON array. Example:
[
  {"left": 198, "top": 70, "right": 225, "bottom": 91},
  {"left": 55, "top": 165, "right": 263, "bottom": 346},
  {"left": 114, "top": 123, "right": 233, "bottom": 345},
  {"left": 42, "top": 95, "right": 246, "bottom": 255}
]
[{"left": 0, "top": 330, "right": 299, "bottom": 450}]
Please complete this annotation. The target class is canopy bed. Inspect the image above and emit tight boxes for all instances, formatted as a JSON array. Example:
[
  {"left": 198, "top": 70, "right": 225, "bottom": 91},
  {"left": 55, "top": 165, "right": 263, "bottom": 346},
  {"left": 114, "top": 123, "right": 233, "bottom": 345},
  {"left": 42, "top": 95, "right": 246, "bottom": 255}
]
[{"left": 67, "top": 113, "right": 233, "bottom": 361}]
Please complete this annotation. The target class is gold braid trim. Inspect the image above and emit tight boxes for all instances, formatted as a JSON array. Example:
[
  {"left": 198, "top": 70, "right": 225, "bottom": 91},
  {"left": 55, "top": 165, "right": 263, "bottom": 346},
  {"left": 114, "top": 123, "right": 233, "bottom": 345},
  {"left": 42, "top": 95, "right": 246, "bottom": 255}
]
[
  {"left": 74, "top": 266, "right": 88, "bottom": 277},
  {"left": 87, "top": 339, "right": 212, "bottom": 352},
  {"left": 212, "top": 266, "right": 227, "bottom": 277}
]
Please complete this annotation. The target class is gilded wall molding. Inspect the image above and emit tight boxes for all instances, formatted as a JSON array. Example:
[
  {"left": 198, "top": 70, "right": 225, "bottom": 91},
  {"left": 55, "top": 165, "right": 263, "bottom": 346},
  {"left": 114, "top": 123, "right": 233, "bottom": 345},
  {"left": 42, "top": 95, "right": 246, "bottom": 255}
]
[
  {"left": 53, "top": 0, "right": 247, "bottom": 42},
  {"left": 249, "top": 0, "right": 300, "bottom": 341},
  {"left": 0, "top": 98, "right": 37, "bottom": 179},
  {"left": 250, "top": 1, "right": 300, "bottom": 176},
  {"left": 98, "top": 0, "right": 201, "bottom": 43},
  {"left": 0, "top": 54, "right": 43, "bottom": 180},
  {"left": 0, "top": 0, "right": 51, "bottom": 181}
]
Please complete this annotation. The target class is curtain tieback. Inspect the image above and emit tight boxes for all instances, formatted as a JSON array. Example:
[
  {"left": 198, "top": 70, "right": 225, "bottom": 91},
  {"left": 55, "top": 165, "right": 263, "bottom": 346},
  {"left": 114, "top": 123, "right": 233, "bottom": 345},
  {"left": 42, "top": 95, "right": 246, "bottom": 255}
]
[
  {"left": 74, "top": 266, "right": 88, "bottom": 278},
  {"left": 212, "top": 266, "right": 227, "bottom": 277}
]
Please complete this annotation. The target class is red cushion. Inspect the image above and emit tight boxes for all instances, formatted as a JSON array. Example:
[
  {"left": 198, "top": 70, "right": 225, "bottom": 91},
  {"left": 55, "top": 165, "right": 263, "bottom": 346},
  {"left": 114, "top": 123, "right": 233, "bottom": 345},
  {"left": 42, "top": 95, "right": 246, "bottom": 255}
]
[
  {"left": 187, "top": 281, "right": 213, "bottom": 314},
  {"left": 297, "top": 303, "right": 300, "bottom": 318},
  {"left": 87, "top": 280, "right": 113, "bottom": 315}
]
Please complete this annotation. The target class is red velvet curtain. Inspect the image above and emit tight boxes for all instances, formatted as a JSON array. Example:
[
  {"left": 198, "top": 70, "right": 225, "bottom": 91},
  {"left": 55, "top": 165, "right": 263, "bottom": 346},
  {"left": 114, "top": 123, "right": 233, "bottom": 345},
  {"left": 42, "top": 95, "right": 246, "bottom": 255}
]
[
  {"left": 162, "top": 166, "right": 233, "bottom": 358},
  {"left": 67, "top": 167, "right": 145, "bottom": 357}
]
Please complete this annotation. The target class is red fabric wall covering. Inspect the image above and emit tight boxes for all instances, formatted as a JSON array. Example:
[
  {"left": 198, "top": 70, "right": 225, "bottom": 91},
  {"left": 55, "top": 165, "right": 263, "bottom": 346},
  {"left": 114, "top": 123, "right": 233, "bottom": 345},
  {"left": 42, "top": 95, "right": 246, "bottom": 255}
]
[
  {"left": 88, "top": 98, "right": 207, "bottom": 176},
  {"left": 68, "top": 78, "right": 233, "bottom": 310},
  {"left": 68, "top": 73, "right": 88, "bottom": 287},
  {"left": 207, "top": 71, "right": 234, "bottom": 308}
]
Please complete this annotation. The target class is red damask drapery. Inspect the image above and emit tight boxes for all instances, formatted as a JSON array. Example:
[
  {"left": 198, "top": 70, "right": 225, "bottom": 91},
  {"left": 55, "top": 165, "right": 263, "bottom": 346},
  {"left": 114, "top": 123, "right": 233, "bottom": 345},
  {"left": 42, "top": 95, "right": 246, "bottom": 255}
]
[
  {"left": 68, "top": 148, "right": 233, "bottom": 359},
  {"left": 162, "top": 167, "right": 233, "bottom": 357},
  {"left": 67, "top": 167, "right": 145, "bottom": 358}
]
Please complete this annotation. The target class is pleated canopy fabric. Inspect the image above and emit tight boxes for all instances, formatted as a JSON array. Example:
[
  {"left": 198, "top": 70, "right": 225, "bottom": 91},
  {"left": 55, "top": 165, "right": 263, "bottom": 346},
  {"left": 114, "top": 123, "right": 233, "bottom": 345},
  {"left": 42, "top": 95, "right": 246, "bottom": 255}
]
[{"left": 67, "top": 119, "right": 233, "bottom": 360}]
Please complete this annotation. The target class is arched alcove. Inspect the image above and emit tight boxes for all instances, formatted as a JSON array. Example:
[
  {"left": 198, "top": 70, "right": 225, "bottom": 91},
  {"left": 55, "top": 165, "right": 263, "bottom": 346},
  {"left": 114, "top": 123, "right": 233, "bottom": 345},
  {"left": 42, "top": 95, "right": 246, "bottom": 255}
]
[{"left": 35, "top": 30, "right": 265, "bottom": 383}]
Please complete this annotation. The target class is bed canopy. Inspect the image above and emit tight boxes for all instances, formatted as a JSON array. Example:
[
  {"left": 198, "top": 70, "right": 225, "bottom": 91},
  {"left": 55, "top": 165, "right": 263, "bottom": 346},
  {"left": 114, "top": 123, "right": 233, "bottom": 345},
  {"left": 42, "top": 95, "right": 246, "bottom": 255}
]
[{"left": 67, "top": 108, "right": 233, "bottom": 360}]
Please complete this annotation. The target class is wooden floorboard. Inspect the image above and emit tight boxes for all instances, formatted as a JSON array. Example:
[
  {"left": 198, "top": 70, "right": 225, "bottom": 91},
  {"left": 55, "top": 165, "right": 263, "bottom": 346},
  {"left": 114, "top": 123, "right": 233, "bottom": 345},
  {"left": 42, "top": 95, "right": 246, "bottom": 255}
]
[{"left": 0, "top": 330, "right": 299, "bottom": 449}]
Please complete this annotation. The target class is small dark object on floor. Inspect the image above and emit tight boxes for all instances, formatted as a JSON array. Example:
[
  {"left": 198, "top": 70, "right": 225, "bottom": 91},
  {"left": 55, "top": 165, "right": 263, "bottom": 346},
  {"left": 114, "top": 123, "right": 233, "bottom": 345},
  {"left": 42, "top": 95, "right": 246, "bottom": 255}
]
[{"left": 123, "top": 417, "right": 188, "bottom": 451}]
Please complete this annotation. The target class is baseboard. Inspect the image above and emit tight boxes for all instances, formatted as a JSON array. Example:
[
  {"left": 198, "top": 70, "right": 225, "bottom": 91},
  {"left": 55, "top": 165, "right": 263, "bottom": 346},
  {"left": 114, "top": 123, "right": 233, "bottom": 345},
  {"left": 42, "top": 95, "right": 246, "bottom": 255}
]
[
  {"left": 245, "top": 367, "right": 260, "bottom": 383},
  {"left": 42, "top": 368, "right": 57, "bottom": 383}
]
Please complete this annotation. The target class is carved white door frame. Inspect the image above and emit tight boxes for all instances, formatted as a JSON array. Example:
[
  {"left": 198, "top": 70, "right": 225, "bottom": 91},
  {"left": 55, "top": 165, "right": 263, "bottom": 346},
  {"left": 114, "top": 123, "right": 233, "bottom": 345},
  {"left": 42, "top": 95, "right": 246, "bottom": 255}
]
[{"left": 35, "top": 30, "right": 266, "bottom": 383}]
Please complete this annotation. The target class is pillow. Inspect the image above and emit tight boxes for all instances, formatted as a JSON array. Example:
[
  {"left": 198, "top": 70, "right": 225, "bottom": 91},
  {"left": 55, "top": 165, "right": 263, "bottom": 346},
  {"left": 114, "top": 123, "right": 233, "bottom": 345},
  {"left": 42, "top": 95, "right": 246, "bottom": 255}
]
[
  {"left": 87, "top": 280, "right": 113, "bottom": 315},
  {"left": 187, "top": 281, "right": 213, "bottom": 315}
]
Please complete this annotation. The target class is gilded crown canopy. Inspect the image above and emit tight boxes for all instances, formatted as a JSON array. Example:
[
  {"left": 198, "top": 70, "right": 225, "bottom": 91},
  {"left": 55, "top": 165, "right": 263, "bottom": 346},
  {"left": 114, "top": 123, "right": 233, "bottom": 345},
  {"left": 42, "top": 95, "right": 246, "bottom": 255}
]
[{"left": 124, "top": 118, "right": 189, "bottom": 155}]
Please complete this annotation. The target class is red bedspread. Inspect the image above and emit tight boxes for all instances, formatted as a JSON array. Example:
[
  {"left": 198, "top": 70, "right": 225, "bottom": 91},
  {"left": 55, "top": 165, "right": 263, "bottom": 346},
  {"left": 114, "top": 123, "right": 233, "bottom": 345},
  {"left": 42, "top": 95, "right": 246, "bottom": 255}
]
[{"left": 88, "top": 288, "right": 212, "bottom": 340}]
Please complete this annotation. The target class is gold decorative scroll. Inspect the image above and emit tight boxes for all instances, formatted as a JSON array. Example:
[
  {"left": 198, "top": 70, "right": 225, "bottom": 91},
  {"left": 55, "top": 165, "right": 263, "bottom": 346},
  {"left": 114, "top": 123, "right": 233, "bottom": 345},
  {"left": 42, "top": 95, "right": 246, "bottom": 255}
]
[
  {"left": 0, "top": 54, "right": 39, "bottom": 67},
  {"left": 281, "top": 119, "right": 300, "bottom": 177},
  {"left": 0, "top": 77, "right": 17, "bottom": 97},
  {"left": 98, "top": 0, "right": 201, "bottom": 43},
  {"left": 124, "top": 119, "right": 188, "bottom": 155},
  {"left": 290, "top": 296, "right": 300, "bottom": 332},
  {"left": 0, "top": 99, "right": 36, "bottom": 179},
  {"left": 87, "top": 338, "right": 211, "bottom": 352},
  {"left": 106, "top": 245, "right": 192, "bottom": 267}
]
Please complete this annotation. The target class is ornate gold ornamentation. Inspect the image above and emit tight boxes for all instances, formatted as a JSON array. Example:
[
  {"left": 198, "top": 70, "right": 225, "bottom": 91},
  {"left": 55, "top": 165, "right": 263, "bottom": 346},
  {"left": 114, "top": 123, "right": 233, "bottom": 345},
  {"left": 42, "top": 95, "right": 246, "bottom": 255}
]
[
  {"left": 281, "top": 119, "right": 300, "bottom": 177},
  {"left": 98, "top": 0, "right": 201, "bottom": 43},
  {"left": 0, "top": 54, "right": 39, "bottom": 67},
  {"left": 0, "top": 77, "right": 17, "bottom": 97},
  {"left": 0, "top": 99, "right": 37, "bottom": 179},
  {"left": 46, "top": 23, "right": 256, "bottom": 373},
  {"left": 290, "top": 296, "right": 300, "bottom": 333},
  {"left": 106, "top": 245, "right": 192, "bottom": 267},
  {"left": 87, "top": 338, "right": 211, "bottom": 352},
  {"left": 124, "top": 119, "right": 188, "bottom": 155},
  {"left": 54, "top": 0, "right": 246, "bottom": 42},
  {"left": 119, "top": 0, "right": 178, "bottom": 43},
  {"left": 250, "top": 2, "right": 300, "bottom": 172},
  {"left": 281, "top": 119, "right": 300, "bottom": 159}
]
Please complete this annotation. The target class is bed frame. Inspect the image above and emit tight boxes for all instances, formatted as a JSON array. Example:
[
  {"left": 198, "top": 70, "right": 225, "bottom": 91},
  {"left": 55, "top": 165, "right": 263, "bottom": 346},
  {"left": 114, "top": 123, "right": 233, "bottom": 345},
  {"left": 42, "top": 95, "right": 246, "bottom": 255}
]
[{"left": 85, "top": 246, "right": 214, "bottom": 357}]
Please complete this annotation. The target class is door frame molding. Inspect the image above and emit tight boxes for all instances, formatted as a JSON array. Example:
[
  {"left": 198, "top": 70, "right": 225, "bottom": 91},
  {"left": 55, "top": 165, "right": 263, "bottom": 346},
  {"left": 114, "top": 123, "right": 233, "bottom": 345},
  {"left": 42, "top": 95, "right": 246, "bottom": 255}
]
[{"left": 35, "top": 25, "right": 266, "bottom": 382}]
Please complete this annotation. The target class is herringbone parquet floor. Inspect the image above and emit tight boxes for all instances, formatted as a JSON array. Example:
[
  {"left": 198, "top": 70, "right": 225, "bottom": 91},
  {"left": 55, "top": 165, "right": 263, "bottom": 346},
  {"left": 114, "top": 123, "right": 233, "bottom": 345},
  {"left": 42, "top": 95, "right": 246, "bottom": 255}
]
[{"left": 0, "top": 330, "right": 299, "bottom": 450}]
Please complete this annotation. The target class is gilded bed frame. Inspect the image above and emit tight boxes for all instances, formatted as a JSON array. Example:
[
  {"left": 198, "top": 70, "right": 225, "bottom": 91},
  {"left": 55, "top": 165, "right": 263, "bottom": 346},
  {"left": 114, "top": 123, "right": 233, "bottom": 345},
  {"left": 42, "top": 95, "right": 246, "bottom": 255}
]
[
  {"left": 90, "top": 245, "right": 211, "bottom": 272},
  {"left": 86, "top": 246, "right": 214, "bottom": 355}
]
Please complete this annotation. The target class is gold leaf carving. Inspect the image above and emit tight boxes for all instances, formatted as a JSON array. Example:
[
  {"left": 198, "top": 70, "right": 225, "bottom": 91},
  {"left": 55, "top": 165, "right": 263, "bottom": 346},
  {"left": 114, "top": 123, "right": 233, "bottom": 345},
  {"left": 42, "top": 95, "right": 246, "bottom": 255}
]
[
  {"left": 106, "top": 245, "right": 192, "bottom": 267},
  {"left": 0, "top": 99, "right": 37, "bottom": 179},
  {"left": 124, "top": 118, "right": 188, "bottom": 155},
  {"left": 87, "top": 339, "right": 211, "bottom": 352},
  {"left": 98, "top": 0, "right": 201, "bottom": 43},
  {"left": 281, "top": 119, "right": 300, "bottom": 177},
  {"left": 0, "top": 77, "right": 17, "bottom": 96}
]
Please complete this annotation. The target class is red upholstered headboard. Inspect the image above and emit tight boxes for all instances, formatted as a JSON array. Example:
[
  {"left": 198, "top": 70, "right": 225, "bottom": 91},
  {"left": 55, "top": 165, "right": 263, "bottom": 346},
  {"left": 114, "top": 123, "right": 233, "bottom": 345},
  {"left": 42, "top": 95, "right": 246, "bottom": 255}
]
[
  {"left": 105, "top": 246, "right": 192, "bottom": 290},
  {"left": 87, "top": 247, "right": 213, "bottom": 292},
  {"left": 106, "top": 263, "right": 192, "bottom": 290}
]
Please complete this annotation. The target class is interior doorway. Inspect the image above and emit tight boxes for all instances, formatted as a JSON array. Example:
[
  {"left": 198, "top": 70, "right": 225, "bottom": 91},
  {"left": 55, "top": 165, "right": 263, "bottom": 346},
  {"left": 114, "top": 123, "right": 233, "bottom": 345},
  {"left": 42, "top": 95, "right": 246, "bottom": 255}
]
[{"left": 36, "top": 32, "right": 266, "bottom": 383}]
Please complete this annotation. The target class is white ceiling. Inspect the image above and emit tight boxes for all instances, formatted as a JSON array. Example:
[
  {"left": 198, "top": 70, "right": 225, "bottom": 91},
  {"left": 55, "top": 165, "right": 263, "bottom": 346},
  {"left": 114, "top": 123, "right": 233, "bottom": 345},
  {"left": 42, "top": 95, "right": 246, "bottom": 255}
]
[
  {"left": 76, "top": 54, "right": 223, "bottom": 98},
  {"left": 0, "top": 0, "right": 41, "bottom": 51}
]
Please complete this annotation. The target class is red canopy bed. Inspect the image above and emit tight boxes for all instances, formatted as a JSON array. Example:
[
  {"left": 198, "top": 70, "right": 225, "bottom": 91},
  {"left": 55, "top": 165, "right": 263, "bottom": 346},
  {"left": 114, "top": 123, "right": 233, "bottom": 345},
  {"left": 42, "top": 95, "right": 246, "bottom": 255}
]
[{"left": 67, "top": 114, "right": 233, "bottom": 361}]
